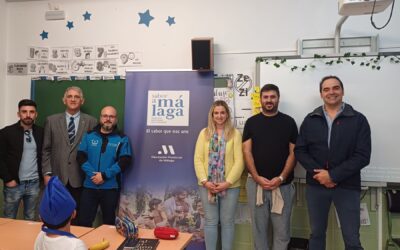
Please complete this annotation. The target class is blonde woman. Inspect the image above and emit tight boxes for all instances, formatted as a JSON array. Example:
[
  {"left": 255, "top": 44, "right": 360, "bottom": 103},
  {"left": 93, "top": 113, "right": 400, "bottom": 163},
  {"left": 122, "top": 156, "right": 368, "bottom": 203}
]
[{"left": 194, "top": 100, "right": 244, "bottom": 250}]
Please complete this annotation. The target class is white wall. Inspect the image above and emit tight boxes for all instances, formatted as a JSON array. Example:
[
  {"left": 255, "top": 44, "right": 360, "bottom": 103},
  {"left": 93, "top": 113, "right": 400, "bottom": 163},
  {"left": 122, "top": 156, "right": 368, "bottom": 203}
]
[
  {"left": 2, "top": 0, "right": 400, "bottom": 125},
  {"left": 0, "top": 0, "right": 7, "bottom": 127}
]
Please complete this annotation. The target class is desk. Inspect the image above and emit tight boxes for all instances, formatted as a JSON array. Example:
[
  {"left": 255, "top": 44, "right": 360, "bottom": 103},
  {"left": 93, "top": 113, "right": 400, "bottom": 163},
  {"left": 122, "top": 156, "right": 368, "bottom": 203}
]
[
  {"left": 0, "top": 219, "right": 93, "bottom": 250},
  {"left": 0, "top": 218, "right": 13, "bottom": 225},
  {"left": 80, "top": 225, "right": 193, "bottom": 250}
]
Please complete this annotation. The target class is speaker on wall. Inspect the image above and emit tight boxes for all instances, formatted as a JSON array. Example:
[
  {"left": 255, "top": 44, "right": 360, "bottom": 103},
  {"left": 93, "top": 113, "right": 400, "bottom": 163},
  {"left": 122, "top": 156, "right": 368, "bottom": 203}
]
[{"left": 191, "top": 38, "right": 214, "bottom": 71}]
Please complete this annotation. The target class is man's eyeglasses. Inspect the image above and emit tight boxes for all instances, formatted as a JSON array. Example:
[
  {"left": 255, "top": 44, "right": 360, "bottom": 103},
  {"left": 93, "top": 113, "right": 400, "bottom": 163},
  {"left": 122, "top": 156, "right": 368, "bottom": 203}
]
[
  {"left": 24, "top": 130, "right": 32, "bottom": 143},
  {"left": 101, "top": 114, "right": 116, "bottom": 120}
]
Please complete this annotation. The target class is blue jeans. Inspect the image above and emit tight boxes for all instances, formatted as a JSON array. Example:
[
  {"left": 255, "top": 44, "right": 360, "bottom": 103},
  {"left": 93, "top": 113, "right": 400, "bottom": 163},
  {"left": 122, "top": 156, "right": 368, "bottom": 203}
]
[
  {"left": 306, "top": 185, "right": 363, "bottom": 250},
  {"left": 3, "top": 178, "right": 40, "bottom": 220},
  {"left": 79, "top": 188, "right": 119, "bottom": 227},
  {"left": 246, "top": 177, "right": 295, "bottom": 250},
  {"left": 199, "top": 186, "right": 240, "bottom": 250}
]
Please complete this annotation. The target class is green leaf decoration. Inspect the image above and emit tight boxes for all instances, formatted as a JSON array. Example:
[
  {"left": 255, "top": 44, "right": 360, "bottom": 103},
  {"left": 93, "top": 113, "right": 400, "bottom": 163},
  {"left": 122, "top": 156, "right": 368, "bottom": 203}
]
[{"left": 259, "top": 53, "right": 397, "bottom": 72}]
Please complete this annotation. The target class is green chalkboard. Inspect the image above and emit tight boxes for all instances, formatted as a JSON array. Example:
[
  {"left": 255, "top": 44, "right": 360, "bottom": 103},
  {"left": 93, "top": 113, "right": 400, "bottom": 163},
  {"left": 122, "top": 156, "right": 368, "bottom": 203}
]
[{"left": 32, "top": 79, "right": 126, "bottom": 130}]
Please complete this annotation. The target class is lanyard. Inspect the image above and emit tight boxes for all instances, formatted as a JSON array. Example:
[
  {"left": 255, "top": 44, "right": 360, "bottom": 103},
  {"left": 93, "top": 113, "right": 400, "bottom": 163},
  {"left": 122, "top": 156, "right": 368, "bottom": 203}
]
[{"left": 41, "top": 225, "right": 77, "bottom": 238}]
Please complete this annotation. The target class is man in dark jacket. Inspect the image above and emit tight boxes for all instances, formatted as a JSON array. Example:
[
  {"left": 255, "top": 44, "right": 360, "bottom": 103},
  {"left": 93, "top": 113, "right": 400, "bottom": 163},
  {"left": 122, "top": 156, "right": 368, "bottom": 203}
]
[
  {"left": 295, "top": 76, "right": 371, "bottom": 250},
  {"left": 0, "top": 99, "right": 44, "bottom": 220}
]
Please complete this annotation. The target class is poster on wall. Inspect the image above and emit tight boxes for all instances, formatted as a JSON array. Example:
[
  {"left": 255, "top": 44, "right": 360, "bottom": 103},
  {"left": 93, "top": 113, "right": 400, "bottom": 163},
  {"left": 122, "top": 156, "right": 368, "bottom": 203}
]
[
  {"left": 120, "top": 71, "right": 214, "bottom": 250},
  {"left": 27, "top": 61, "right": 49, "bottom": 75},
  {"left": 28, "top": 47, "right": 49, "bottom": 60},
  {"left": 233, "top": 73, "right": 255, "bottom": 131},
  {"left": 95, "top": 44, "right": 119, "bottom": 59},
  {"left": 49, "top": 47, "right": 71, "bottom": 60},
  {"left": 49, "top": 61, "right": 69, "bottom": 75},
  {"left": 7, "top": 63, "right": 28, "bottom": 75},
  {"left": 93, "top": 59, "right": 117, "bottom": 74},
  {"left": 118, "top": 51, "right": 143, "bottom": 67},
  {"left": 70, "top": 60, "right": 95, "bottom": 74}
]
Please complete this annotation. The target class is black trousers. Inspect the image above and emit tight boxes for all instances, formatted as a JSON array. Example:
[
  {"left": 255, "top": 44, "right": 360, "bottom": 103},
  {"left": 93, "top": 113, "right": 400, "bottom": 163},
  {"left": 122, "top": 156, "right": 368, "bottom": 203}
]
[{"left": 78, "top": 188, "right": 119, "bottom": 227}]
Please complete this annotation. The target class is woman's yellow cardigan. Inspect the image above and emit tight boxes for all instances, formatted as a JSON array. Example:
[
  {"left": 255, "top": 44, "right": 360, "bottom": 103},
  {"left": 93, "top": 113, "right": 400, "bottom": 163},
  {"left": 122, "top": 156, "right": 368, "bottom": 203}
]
[{"left": 194, "top": 128, "right": 244, "bottom": 188}]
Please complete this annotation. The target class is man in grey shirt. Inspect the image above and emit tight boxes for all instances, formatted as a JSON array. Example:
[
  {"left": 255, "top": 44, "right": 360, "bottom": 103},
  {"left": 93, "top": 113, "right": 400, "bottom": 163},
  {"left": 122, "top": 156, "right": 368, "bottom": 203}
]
[{"left": 0, "top": 99, "right": 43, "bottom": 220}]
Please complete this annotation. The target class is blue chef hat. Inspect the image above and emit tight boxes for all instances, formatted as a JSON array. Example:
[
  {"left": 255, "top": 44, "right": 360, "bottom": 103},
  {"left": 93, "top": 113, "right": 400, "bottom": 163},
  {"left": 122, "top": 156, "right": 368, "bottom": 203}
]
[{"left": 39, "top": 176, "right": 76, "bottom": 226}]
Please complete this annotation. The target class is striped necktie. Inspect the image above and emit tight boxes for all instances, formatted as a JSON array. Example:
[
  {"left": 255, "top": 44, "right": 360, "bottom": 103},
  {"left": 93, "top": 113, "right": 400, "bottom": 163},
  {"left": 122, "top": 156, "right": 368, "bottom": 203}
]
[{"left": 68, "top": 117, "right": 76, "bottom": 144}]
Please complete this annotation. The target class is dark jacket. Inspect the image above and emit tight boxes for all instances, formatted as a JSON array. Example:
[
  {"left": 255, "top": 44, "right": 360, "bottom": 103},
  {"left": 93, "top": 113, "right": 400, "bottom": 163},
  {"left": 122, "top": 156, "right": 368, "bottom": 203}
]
[
  {"left": 0, "top": 121, "right": 44, "bottom": 184},
  {"left": 294, "top": 104, "right": 371, "bottom": 190}
]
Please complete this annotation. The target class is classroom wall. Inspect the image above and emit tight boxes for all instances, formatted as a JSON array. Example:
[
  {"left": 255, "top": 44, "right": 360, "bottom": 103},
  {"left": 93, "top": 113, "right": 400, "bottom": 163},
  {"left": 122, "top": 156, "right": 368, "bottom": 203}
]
[
  {"left": 0, "top": 0, "right": 7, "bottom": 127},
  {"left": 2, "top": 0, "right": 400, "bottom": 125},
  {"left": 1, "top": 0, "right": 400, "bottom": 249}
]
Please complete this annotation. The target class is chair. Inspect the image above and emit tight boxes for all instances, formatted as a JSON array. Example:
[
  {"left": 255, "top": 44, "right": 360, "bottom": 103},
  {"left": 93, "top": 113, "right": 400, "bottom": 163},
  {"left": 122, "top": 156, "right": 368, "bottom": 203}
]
[{"left": 386, "top": 189, "right": 400, "bottom": 250}]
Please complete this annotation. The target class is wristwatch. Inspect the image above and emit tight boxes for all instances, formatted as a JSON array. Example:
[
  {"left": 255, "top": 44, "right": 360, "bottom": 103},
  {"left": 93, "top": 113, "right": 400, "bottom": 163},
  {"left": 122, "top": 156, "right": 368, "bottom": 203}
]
[{"left": 278, "top": 175, "right": 284, "bottom": 182}]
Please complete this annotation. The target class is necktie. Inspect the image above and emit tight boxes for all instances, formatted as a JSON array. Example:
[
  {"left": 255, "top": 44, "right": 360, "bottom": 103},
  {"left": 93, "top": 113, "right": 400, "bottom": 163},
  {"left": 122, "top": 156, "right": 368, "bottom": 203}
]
[{"left": 68, "top": 117, "right": 75, "bottom": 144}]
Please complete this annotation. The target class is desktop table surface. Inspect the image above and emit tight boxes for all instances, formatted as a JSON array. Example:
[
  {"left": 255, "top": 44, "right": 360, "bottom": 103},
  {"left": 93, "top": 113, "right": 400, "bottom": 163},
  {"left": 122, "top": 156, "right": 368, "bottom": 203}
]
[
  {"left": 81, "top": 225, "right": 193, "bottom": 250},
  {"left": 0, "top": 219, "right": 93, "bottom": 250},
  {"left": 0, "top": 217, "right": 13, "bottom": 225}
]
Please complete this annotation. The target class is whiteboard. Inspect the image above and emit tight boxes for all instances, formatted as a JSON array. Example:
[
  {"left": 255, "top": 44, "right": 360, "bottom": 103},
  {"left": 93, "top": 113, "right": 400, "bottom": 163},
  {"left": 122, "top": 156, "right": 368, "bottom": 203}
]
[{"left": 257, "top": 56, "right": 400, "bottom": 183}]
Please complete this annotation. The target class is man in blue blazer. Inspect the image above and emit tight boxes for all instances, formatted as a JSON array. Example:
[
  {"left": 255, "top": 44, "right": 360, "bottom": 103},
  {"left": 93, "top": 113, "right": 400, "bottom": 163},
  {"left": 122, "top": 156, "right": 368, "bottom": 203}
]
[{"left": 295, "top": 76, "right": 371, "bottom": 250}]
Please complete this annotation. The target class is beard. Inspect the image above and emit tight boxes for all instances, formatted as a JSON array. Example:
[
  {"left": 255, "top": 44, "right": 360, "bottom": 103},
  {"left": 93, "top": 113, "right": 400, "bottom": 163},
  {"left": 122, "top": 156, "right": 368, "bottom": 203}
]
[
  {"left": 101, "top": 122, "right": 114, "bottom": 132},
  {"left": 261, "top": 102, "right": 278, "bottom": 114},
  {"left": 20, "top": 118, "right": 34, "bottom": 126}
]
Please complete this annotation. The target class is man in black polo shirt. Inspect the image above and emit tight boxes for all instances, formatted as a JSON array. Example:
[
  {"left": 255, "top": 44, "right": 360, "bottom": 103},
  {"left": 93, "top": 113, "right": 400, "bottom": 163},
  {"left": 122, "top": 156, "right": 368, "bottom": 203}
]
[{"left": 243, "top": 84, "right": 298, "bottom": 250}]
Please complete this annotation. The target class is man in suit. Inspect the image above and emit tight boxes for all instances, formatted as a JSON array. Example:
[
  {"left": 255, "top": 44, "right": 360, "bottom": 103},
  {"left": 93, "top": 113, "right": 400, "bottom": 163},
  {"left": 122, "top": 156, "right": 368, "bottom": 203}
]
[
  {"left": 42, "top": 86, "right": 97, "bottom": 223},
  {"left": 0, "top": 99, "right": 43, "bottom": 220}
]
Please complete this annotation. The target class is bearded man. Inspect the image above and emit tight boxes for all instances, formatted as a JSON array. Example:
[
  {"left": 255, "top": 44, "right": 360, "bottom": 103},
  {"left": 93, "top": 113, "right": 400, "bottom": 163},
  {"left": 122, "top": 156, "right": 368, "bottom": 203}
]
[{"left": 77, "top": 106, "right": 133, "bottom": 227}]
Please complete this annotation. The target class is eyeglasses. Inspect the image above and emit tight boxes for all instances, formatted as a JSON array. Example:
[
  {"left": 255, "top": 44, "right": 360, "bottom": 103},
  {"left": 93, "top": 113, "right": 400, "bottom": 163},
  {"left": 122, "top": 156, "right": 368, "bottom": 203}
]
[
  {"left": 24, "top": 130, "right": 32, "bottom": 143},
  {"left": 65, "top": 95, "right": 82, "bottom": 100},
  {"left": 101, "top": 114, "right": 116, "bottom": 119}
]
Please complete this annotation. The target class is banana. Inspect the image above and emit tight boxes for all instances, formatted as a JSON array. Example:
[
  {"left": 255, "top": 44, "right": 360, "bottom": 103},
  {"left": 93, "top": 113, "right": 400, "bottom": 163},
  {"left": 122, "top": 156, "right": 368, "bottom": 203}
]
[{"left": 88, "top": 238, "right": 110, "bottom": 250}]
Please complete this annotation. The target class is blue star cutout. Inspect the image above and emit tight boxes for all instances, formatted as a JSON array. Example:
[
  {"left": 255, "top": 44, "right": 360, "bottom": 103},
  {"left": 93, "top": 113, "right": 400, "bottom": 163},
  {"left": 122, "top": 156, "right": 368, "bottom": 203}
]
[
  {"left": 83, "top": 11, "right": 92, "bottom": 21},
  {"left": 138, "top": 9, "right": 154, "bottom": 27},
  {"left": 40, "top": 30, "right": 48, "bottom": 40},
  {"left": 66, "top": 21, "right": 74, "bottom": 30},
  {"left": 166, "top": 16, "right": 175, "bottom": 26}
]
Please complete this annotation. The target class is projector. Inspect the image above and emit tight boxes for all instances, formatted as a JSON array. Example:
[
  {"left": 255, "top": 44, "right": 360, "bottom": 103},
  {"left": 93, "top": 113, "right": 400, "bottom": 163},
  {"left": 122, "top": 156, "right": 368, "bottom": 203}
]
[{"left": 338, "top": 0, "right": 393, "bottom": 16}]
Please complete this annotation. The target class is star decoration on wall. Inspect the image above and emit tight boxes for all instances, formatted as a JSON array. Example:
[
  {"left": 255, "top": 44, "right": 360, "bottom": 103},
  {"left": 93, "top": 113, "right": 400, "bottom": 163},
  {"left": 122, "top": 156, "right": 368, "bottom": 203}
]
[
  {"left": 166, "top": 16, "right": 175, "bottom": 26},
  {"left": 83, "top": 11, "right": 92, "bottom": 21},
  {"left": 66, "top": 21, "right": 74, "bottom": 30},
  {"left": 138, "top": 9, "right": 154, "bottom": 27},
  {"left": 40, "top": 30, "right": 48, "bottom": 40}
]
